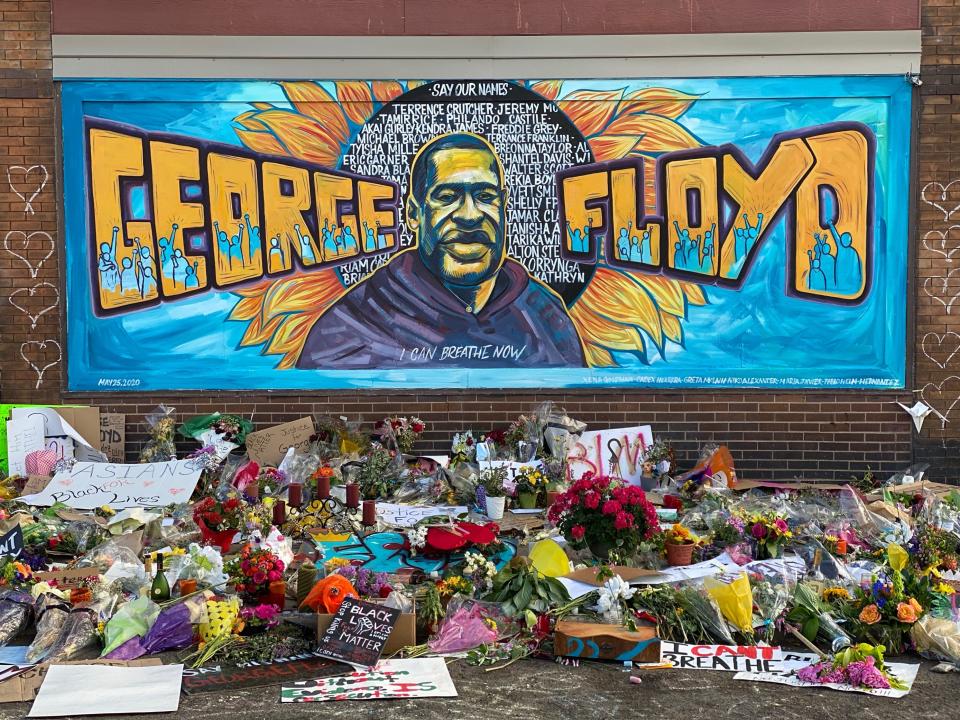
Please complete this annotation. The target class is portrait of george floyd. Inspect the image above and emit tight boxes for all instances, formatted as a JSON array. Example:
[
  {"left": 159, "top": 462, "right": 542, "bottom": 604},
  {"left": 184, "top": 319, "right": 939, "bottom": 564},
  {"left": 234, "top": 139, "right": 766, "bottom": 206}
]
[{"left": 296, "top": 132, "right": 587, "bottom": 370}]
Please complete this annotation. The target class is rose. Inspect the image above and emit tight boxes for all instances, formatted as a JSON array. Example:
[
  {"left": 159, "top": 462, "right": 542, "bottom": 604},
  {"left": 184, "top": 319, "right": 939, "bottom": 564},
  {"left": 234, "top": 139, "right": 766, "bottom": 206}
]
[
  {"left": 253, "top": 571, "right": 267, "bottom": 585},
  {"left": 774, "top": 518, "right": 789, "bottom": 535},
  {"left": 896, "top": 602, "right": 919, "bottom": 624},
  {"left": 268, "top": 570, "right": 282, "bottom": 582},
  {"left": 571, "top": 524, "right": 586, "bottom": 540},
  {"left": 751, "top": 522, "right": 768, "bottom": 540},
  {"left": 412, "top": 422, "right": 425, "bottom": 433},
  {"left": 909, "top": 597, "right": 923, "bottom": 614},
  {"left": 859, "top": 604, "right": 881, "bottom": 625}
]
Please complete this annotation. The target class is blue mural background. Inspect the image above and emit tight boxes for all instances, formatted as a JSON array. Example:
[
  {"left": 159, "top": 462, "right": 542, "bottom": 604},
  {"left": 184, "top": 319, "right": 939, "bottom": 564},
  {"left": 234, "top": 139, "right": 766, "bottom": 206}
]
[{"left": 60, "top": 76, "right": 911, "bottom": 391}]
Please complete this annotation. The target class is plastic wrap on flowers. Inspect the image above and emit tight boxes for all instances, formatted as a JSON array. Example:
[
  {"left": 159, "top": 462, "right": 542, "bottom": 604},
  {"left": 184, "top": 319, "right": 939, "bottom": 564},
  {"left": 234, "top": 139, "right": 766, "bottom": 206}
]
[
  {"left": 26, "top": 594, "right": 70, "bottom": 662},
  {"left": 427, "top": 602, "right": 498, "bottom": 654},
  {"left": 678, "top": 586, "right": 736, "bottom": 645},
  {"left": 100, "top": 595, "right": 160, "bottom": 656},
  {"left": 704, "top": 573, "right": 754, "bottom": 634},
  {"left": 913, "top": 614, "right": 960, "bottom": 665},
  {"left": 140, "top": 602, "right": 194, "bottom": 654},
  {"left": 0, "top": 590, "right": 34, "bottom": 647},
  {"left": 46, "top": 608, "right": 100, "bottom": 662}
]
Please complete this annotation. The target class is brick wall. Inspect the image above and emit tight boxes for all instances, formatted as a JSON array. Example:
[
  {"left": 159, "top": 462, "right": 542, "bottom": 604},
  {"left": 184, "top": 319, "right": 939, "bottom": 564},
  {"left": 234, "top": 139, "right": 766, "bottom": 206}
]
[{"left": 0, "top": 0, "right": 947, "bottom": 482}]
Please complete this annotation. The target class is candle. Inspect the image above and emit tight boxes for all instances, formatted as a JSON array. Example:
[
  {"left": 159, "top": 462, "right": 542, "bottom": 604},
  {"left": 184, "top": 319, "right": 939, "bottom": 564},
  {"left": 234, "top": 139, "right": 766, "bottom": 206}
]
[
  {"left": 178, "top": 579, "right": 197, "bottom": 596},
  {"left": 272, "top": 500, "right": 286, "bottom": 525},
  {"left": 287, "top": 483, "right": 303, "bottom": 508},
  {"left": 835, "top": 538, "right": 847, "bottom": 555},
  {"left": 346, "top": 483, "right": 360, "bottom": 509},
  {"left": 362, "top": 500, "right": 376, "bottom": 527},
  {"left": 546, "top": 491, "right": 560, "bottom": 507},
  {"left": 317, "top": 474, "right": 331, "bottom": 499}
]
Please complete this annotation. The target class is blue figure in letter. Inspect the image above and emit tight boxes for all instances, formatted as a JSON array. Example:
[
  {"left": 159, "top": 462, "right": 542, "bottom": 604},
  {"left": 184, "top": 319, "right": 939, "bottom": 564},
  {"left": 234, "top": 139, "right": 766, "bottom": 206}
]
[
  {"left": 814, "top": 232, "right": 837, "bottom": 290},
  {"left": 806, "top": 249, "right": 827, "bottom": 292},
  {"left": 229, "top": 223, "right": 245, "bottom": 266},
  {"left": 243, "top": 213, "right": 260, "bottom": 263},
  {"left": 157, "top": 223, "right": 179, "bottom": 280},
  {"left": 362, "top": 221, "right": 377, "bottom": 252},
  {"left": 829, "top": 220, "right": 862, "bottom": 295},
  {"left": 295, "top": 224, "right": 316, "bottom": 263},
  {"left": 98, "top": 227, "right": 120, "bottom": 291},
  {"left": 672, "top": 221, "right": 692, "bottom": 270},
  {"left": 213, "top": 220, "right": 231, "bottom": 269},
  {"left": 268, "top": 235, "right": 285, "bottom": 270},
  {"left": 566, "top": 221, "right": 583, "bottom": 254},
  {"left": 640, "top": 228, "right": 652, "bottom": 264},
  {"left": 119, "top": 256, "right": 136, "bottom": 293},
  {"left": 341, "top": 225, "right": 358, "bottom": 254}
]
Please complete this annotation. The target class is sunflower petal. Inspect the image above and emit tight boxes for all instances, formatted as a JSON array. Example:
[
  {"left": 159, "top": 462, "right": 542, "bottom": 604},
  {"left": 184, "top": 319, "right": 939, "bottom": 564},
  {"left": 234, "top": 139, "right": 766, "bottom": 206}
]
[
  {"left": 280, "top": 82, "right": 350, "bottom": 143},
  {"left": 336, "top": 81, "right": 375, "bottom": 125},
  {"left": 617, "top": 87, "right": 700, "bottom": 119},
  {"left": 247, "top": 109, "right": 343, "bottom": 165},
  {"left": 589, "top": 134, "right": 641, "bottom": 162},
  {"left": 372, "top": 81, "right": 404, "bottom": 103},
  {"left": 629, "top": 116, "right": 702, "bottom": 153},
  {"left": 530, "top": 80, "right": 563, "bottom": 101},
  {"left": 234, "top": 128, "right": 288, "bottom": 156},
  {"left": 557, "top": 89, "right": 625, "bottom": 137},
  {"left": 582, "top": 342, "right": 616, "bottom": 367}
]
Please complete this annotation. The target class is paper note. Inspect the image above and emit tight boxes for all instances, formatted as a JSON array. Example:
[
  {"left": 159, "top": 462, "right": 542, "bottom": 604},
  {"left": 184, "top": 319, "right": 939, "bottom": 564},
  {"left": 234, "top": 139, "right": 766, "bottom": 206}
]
[
  {"left": 99, "top": 414, "right": 126, "bottom": 463},
  {"left": 245, "top": 417, "right": 315, "bottom": 466},
  {"left": 6, "top": 416, "right": 45, "bottom": 477},
  {"left": 281, "top": 658, "right": 457, "bottom": 702},
  {"left": 660, "top": 642, "right": 783, "bottom": 672},
  {"left": 19, "top": 459, "right": 203, "bottom": 509},
  {"left": 28, "top": 664, "right": 182, "bottom": 717}
]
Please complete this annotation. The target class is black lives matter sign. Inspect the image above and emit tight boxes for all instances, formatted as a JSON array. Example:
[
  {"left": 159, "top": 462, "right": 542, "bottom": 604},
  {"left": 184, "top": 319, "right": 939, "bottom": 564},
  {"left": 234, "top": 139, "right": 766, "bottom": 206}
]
[{"left": 316, "top": 597, "right": 401, "bottom": 668}]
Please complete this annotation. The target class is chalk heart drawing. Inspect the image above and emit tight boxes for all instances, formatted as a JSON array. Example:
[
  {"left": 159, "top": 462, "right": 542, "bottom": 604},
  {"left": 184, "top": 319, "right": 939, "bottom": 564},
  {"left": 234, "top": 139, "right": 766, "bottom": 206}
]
[
  {"left": 924, "top": 226, "right": 960, "bottom": 262},
  {"left": 922, "top": 332, "right": 960, "bottom": 370},
  {"left": 3, "top": 230, "right": 54, "bottom": 278},
  {"left": 923, "top": 272, "right": 960, "bottom": 313},
  {"left": 6, "top": 164, "right": 48, "bottom": 215},
  {"left": 923, "top": 180, "right": 960, "bottom": 222},
  {"left": 920, "top": 375, "right": 960, "bottom": 430},
  {"left": 20, "top": 339, "right": 61, "bottom": 390},
  {"left": 9, "top": 282, "right": 59, "bottom": 330}
]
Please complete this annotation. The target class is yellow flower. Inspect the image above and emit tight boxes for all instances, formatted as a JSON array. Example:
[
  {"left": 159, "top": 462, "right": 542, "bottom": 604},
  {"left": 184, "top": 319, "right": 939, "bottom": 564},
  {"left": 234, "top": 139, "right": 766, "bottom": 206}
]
[
  {"left": 99, "top": 505, "right": 116, "bottom": 516},
  {"left": 324, "top": 557, "right": 352, "bottom": 571},
  {"left": 936, "top": 582, "right": 956, "bottom": 595},
  {"left": 822, "top": 587, "right": 850, "bottom": 603}
]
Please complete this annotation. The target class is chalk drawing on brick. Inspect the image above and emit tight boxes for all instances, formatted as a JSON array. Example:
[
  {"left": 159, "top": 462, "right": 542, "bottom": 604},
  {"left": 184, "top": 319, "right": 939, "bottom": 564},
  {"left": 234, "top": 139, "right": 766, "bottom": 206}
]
[
  {"left": 6, "top": 164, "right": 48, "bottom": 216},
  {"left": 20, "top": 339, "right": 61, "bottom": 390},
  {"left": 923, "top": 226, "right": 960, "bottom": 262},
  {"left": 4, "top": 230, "right": 54, "bottom": 279},
  {"left": 9, "top": 282, "right": 59, "bottom": 330},
  {"left": 920, "top": 375, "right": 960, "bottom": 430},
  {"left": 922, "top": 180, "right": 960, "bottom": 223},
  {"left": 922, "top": 269, "right": 960, "bottom": 313}
]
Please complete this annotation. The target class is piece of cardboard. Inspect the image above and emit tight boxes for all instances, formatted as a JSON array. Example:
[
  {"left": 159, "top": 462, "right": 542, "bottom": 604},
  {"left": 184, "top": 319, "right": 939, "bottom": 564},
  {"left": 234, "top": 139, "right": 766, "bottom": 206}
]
[
  {"left": 0, "top": 658, "right": 161, "bottom": 704},
  {"left": 316, "top": 599, "right": 415, "bottom": 656},
  {"left": 245, "top": 417, "right": 315, "bottom": 467},
  {"left": 34, "top": 568, "right": 102, "bottom": 588},
  {"left": 563, "top": 565, "right": 660, "bottom": 586},
  {"left": 554, "top": 620, "right": 659, "bottom": 661},
  {"left": 20, "top": 475, "right": 51, "bottom": 496},
  {"left": 54, "top": 408, "right": 101, "bottom": 451},
  {"left": 98, "top": 414, "right": 125, "bottom": 463},
  {"left": 734, "top": 479, "right": 848, "bottom": 492}
]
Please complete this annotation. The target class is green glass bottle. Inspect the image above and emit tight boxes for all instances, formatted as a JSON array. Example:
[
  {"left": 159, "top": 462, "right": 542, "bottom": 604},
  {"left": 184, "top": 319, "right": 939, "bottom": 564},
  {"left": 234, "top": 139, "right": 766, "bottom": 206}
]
[{"left": 150, "top": 553, "right": 170, "bottom": 602}]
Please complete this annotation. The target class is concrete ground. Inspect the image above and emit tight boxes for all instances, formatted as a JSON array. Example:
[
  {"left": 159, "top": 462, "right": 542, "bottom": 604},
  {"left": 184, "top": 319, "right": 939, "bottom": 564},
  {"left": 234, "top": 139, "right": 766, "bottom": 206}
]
[{"left": 0, "top": 656, "right": 951, "bottom": 720}]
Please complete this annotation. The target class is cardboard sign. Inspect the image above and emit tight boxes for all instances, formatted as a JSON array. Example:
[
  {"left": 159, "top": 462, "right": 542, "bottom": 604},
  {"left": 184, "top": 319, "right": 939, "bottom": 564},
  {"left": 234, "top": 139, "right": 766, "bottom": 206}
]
[
  {"left": 563, "top": 565, "right": 659, "bottom": 586},
  {"left": 6, "top": 415, "right": 45, "bottom": 477},
  {"left": 11, "top": 407, "right": 101, "bottom": 450},
  {"left": 660, "top": 642, "right": 783, "bottom": 672},
  {"left": 0, "top": 525, "right": 23, "bottom": 559},
  {"left": 734, "top": 651, "right": 919, "bottom": 698},
  {"left": 375, "top": 503, "right": 468, "bottom": 528},
  {"left": 567, "top": 425, "right": 654, "bottom": 485},
  {"left": 99, "top": 414, "right": 126, "bottom": 463},
  {"left": 182, "top": 653, "right": 350, "bottom": 694},
  {"left": 0, "top": 658, "right": 161, "bottom": 704},
  {"left": 21, "top": 475, "right": 51, "bottom": 497},
  {"left": 245, "top": 417, "right": 315, "bottom": 466},
  {"left": 281, "top": 658, "right": 458, "bottom": 702},
  {"left": 18, "top": 459, "right": 203, "bottom": 509},
  {"left": 316, "top": 597, "right": 400, "bottom": 668}
]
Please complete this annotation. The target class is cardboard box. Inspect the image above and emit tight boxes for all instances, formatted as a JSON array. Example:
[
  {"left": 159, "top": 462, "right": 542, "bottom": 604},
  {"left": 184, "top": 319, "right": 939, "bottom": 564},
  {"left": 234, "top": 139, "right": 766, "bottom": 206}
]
[
  {"left": 0, "top": 658, "right": 162, "bottom": 703},
  {"left": 316, "top": 598, "right": 416, "bottom": 655},
  {"left": 554, "top": 619, "right": 659, "bottom": 662}
]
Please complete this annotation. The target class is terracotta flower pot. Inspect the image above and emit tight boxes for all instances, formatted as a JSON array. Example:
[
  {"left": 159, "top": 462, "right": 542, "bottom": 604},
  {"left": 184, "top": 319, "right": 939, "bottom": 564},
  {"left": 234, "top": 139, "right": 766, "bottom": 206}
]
[
  {"left": 666, "top": 541, "right": 694, "bottom": 566},
  {"left": 518, "top": 492, "right": 538, "bottom": 509},
  {"left": 197, "top": 518, "right": 237, "bottom": 554}
]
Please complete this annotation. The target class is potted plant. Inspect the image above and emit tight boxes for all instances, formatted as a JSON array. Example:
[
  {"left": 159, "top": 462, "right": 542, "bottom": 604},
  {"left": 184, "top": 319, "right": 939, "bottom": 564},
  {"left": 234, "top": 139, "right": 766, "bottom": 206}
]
[
  {"left": 480, "top": 467, "right": 508, "bottom": 520},
  {"left": 192, "top": 496, "right": 244, "bottom": 553},
  {"left": 547, "top": 472, "right": 660, "bottom": 561},
  {"left": 225, "top": 545, "right": 285, "bottom": 603},
  {"left": 514, "top": 466, "right": 546, "bottom": 509},
  {"left": 664, "top": 524, "right": 697, "bottom": 566}
]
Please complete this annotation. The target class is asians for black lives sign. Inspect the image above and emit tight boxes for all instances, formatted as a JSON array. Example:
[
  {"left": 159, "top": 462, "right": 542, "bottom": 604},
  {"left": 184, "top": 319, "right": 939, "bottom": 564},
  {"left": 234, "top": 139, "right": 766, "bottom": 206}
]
[
  {"left": 660, "top": 643, "right": 784, "bottom": 672},
  {"left": 19, "top": 459, "right": 203, "bottom": 509},
  {"left": 317, "top": 598, "right": 400, "bottom": 668}
]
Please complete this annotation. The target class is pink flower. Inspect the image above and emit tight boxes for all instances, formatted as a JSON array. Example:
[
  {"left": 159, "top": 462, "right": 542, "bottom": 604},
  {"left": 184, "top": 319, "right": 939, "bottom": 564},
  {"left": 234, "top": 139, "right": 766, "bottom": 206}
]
[
  {"left": 253, "top": 571, "right": 267, "bottom": 585},
  {"left": 751, "top": 522, "right": 767, "bottom": 540},
  {"left": 614, "top": 512, "right": 634, "bottom": 530},
  {"left": 571, "top": 524, "right": 586, "bottom": 540},
  {"left": 602, "top": 500, "right": 622, "bottom": 516},
  {"left": 584, "top": 491, "right": 600, "bottom": 509},
  {"left": 268, "top": 570, "right": 282, "bottom": 582},
  {"left": 774, "top": 518, "right": 789, "bottom": 534},
  {"left": 240, "top": 560, "right": 252, "bottom": 572}
]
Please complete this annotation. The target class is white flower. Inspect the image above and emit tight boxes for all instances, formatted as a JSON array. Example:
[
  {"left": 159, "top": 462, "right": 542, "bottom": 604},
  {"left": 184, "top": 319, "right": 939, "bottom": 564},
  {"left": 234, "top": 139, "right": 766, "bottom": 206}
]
[
  {"left": 602, "top": 575, "right": 637, "bottom": 602},
  {"left": 408, "top": 526, "right": 429, "bottom": 555}
]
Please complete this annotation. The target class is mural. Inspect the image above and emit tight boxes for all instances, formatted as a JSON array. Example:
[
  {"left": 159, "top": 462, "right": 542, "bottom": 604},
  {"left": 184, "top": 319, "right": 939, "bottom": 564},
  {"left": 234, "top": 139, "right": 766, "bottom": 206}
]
[{"left": 60, "top": 77, "right": 911, "bottom": 390}]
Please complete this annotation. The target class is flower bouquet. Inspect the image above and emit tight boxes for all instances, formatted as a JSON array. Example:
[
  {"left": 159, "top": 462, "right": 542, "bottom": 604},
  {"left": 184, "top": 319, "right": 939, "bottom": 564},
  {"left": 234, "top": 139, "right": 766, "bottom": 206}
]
[
  {"left": 748, "top": 513, "right": 792, "bottom": 559},
  {"left": 238, "top": 603, "right": 281, "bottom": 636},
  {"left": 513, "top": 466, "right": 546, "bottom": 509},
  {"left": 331, "top": 565, "right": 393, "bottom": 598},
  {"left": 786, "top": 582, "right": 852, "bottom": 652},
  {"left": 227, "top": 545, "right": 285, "bottom": 601},
  {"left": 796, "top": 643, "right": 906, "bottom": 691},
  {"left": 664, "top": 524, "right": 698, "bottom": 567},
  {"left": 192, "top": 497, "right": 244, "bottom": 552},
  {"left": 547, "top": 472, "right": 659, "bottom": 562},
  {"left": 450, "top": 431, "right": 477, "bottom": 467},
  {"left": 374, "top": 416, "right": 426, "bottom": 454}
]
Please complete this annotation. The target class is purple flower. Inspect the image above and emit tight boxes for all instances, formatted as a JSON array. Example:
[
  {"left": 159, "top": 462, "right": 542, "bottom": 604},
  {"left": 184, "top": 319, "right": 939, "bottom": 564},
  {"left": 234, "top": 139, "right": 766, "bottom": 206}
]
[
  {"left": 751, "top": 522, "right": 768, "bottom": 540},
  {"left": 797, "top": 663, "right": 827, "bottom": 683}
]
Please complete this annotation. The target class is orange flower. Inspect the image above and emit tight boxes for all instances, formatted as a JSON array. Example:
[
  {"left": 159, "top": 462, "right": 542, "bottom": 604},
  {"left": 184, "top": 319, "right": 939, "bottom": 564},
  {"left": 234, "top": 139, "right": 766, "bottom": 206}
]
[
  {"left": 859, "top": 604, "right": 881, "bottom": 625},
  {"left": 909, "top": 597, "right": 923, "bottom": 614},
  {"left": 897, "top": 602, "right": 919, "bottom": 624},
  {"left": 318, "top": 466, "right": 335, "bottom": 478}
]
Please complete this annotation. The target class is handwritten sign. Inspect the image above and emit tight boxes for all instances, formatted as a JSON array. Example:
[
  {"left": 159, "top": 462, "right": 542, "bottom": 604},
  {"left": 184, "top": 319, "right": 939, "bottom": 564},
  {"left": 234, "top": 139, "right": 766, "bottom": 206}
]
[
  {"left": 567, "top": 425, "right": 653, "bottom": 485},
  {"left": 734, "top": 652, "right": 918, "bottom": 698},
  {"left": 375, "top": 503, "right": 467, "bottom": 528},
  {"left": 316, "top": 597, "right": 400, "bottom": 668},
  {"left": 182, "top": 653, "right": 349, "bottom": 694},
  {"left": 99, "top": 414, "right": 125, "bottom": 463},
  {"left": 245, "top": 417, "right": 315, "bottom": 466},
  {"left": 0, "top": 525, "right": 23, "bottom": 559},
  {"left": 6, "top": 415, "right": 44, "bottom": 477},
  {"left": 281, "top": 658, "right": 458, "bottom": 702},
  {"left": 18, "top": 459, "right": 203, "bottom": 509},
  {"left": 660, "top": 642, "right": 784, "bottom": 672}
]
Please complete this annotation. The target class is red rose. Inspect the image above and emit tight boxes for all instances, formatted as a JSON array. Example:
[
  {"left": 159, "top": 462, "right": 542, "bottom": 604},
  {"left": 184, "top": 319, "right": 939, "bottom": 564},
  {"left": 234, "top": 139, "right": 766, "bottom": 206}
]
[
  {"left": 379, "top": 584, "right": 393, "bottom": 598},
  {"left": 663, "top": 495, "right": 683, "bottom": 511},
  {"left": 571, "top": 524, "right": 586, "bottom": 540},
  {"left": 583, "top": 491, "right": 600, "bottom": 509},
  {"left": 602, "top": 500, "right": 622, "bottom": 516},
  {"left": 207, "top": 512, "right": 223, "bottom": 526},
  {"left": 224, "top": 498, "right": 240, "bottom": 510},
  {"left": 412, "top": 422, "right": 425, "bottom": 433}
]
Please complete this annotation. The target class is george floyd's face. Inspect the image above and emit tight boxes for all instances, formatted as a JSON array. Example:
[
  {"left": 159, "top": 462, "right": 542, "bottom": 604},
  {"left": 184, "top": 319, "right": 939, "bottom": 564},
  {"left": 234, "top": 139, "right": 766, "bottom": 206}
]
[{"left": 408, "top": 147, "right": 507, "bottom": 288}]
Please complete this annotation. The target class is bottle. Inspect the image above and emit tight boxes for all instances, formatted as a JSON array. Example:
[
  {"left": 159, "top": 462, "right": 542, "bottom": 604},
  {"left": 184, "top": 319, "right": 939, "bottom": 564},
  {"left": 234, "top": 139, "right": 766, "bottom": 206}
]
[{"left": 151, "top": 553, "right": 170, "bottom": 602}]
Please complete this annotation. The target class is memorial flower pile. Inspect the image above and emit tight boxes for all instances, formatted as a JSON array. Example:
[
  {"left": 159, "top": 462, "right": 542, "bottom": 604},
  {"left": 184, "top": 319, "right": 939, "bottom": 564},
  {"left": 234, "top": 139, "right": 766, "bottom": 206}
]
[{"left": 227, "top": 545, "right": 285, "bottom": 597}]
